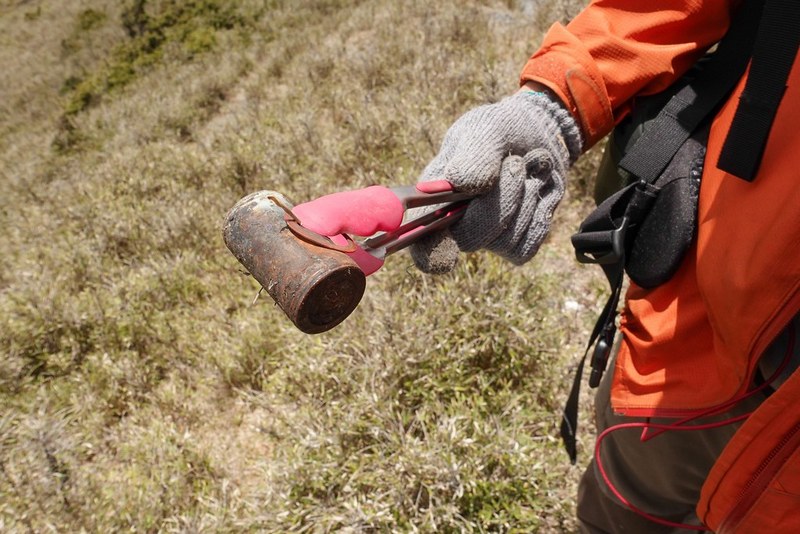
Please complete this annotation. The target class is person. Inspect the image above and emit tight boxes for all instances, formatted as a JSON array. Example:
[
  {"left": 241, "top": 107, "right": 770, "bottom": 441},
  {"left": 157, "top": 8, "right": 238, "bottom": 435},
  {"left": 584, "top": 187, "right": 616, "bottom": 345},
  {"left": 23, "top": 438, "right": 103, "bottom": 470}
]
[{"left": 409, "top": 0, "right": 800, "bottom": 531}]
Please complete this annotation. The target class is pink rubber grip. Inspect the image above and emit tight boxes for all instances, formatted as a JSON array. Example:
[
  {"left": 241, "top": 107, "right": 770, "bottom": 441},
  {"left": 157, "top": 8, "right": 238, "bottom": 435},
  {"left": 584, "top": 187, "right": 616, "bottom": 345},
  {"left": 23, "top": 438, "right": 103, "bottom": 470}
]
[
  {"left": 329, "top": 234, "right": 385, "bottom": 276},
  {"left": 292, "top": 185, "right": 404, "bottom": 237}
]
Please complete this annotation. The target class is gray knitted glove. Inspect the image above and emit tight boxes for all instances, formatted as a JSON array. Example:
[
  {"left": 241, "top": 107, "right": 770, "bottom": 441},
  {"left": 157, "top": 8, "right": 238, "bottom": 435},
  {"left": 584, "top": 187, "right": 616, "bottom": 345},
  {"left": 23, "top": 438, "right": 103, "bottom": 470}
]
[{"left": 410, "top": 91, "right": 582, "bottom": 273}]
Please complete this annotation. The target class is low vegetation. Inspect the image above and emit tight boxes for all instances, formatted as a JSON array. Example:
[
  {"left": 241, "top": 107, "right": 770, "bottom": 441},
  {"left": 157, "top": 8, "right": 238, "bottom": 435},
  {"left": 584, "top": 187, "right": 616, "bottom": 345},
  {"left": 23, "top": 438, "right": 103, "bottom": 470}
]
[{"left": 0, "top": 0, "right": 603, "bottom": 531}]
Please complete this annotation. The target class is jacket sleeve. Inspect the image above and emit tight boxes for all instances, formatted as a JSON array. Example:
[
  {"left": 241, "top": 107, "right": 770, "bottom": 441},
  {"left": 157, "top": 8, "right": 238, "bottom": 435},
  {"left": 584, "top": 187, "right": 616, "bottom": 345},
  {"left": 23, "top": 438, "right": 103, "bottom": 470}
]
[{"left": 521, "top": 0, "right": 738, "bottom": 148}]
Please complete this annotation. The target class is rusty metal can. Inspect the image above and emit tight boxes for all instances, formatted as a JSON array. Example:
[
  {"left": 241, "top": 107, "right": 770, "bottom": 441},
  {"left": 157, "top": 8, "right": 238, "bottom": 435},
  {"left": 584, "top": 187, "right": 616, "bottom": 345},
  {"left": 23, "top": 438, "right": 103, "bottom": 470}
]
[{"left": 223, "top": 191, "right": 366, "bottom": 334}]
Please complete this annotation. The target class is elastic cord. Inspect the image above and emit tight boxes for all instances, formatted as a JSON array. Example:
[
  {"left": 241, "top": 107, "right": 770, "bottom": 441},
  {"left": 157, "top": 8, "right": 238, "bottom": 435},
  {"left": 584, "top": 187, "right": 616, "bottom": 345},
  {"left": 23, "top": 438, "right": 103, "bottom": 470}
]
[{"left": 594, "top": 327, "right": 795, "bottom": 530}]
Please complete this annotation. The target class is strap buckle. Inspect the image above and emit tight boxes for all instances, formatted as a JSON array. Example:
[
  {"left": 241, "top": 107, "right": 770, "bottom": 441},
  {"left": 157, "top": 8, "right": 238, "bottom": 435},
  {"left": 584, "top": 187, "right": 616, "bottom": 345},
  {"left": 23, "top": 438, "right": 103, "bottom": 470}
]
[
  {"left": 573, "top": 216, "right": 629, "bottom": 266},
  {"left": 589, "top": 322, "right": 617, "bottom": 388}
]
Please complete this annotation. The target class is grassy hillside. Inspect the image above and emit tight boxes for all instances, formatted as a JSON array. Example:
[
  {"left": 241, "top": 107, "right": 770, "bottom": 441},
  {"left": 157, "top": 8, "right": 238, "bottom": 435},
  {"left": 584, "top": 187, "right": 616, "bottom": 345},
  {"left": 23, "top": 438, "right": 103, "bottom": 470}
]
[{"left": 0, "top": 0, "right": 604, "bottom": 531}]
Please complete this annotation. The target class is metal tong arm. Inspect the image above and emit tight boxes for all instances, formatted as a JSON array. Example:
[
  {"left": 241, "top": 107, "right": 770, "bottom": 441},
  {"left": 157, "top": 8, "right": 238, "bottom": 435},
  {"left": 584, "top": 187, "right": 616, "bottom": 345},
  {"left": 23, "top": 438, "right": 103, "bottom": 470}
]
[
  {"left": 361, "top": 200, "right": 469, "bottom": 257},
  {"left": 389, "top": 181, "right": 474, "bottom": 209}
]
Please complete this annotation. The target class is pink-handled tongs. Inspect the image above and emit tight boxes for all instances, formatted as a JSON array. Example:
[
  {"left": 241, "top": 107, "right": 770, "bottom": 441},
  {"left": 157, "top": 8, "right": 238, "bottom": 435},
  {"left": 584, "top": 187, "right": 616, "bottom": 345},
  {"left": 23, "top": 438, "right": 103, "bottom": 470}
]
[{"left": 286, "top": 180, "right": 472, "bottom": 275}]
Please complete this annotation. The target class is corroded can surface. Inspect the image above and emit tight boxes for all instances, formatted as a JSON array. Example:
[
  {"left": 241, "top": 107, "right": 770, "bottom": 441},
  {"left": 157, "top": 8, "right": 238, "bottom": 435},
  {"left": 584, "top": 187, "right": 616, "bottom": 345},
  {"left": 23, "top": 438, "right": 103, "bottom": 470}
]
[{"left": 223, "top": 191, "right": 366, "bottom": 334}]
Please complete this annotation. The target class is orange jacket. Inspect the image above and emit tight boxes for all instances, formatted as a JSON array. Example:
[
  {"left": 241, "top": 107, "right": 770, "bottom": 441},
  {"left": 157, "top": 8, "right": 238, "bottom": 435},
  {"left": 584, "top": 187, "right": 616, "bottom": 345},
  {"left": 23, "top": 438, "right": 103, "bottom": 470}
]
[{"left": 520, "top": 0, "right": 800, "bottom": 415}]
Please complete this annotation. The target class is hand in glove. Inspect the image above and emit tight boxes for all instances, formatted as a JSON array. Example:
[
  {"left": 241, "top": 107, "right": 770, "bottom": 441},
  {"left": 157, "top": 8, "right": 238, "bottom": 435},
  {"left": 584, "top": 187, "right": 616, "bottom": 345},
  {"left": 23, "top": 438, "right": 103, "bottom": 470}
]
[{"left": 410, "top": 90, "right": 582, "bottom": 273}]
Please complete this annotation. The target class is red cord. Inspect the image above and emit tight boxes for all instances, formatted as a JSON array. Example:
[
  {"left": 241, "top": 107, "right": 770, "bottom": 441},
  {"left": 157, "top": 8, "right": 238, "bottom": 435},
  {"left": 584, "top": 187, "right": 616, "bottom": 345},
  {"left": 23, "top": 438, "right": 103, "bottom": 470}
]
[{"left": 594, "top": 327, "right": 795, "bottom": 530}]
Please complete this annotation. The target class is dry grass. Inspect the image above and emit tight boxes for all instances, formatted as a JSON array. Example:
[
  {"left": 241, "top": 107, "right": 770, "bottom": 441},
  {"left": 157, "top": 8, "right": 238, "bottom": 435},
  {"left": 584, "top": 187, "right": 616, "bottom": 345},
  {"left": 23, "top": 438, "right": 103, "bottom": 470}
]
[{"left": 0, "top": 0, "right": 603, "bottom": 531}]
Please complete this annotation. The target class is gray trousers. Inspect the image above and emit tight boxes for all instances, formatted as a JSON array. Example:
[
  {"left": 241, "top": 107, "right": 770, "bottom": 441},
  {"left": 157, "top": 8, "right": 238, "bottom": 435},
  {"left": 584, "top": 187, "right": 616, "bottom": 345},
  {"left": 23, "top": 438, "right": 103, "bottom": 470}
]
[{"left": 576, "top": 316, "right": 800, "bottom": 533}]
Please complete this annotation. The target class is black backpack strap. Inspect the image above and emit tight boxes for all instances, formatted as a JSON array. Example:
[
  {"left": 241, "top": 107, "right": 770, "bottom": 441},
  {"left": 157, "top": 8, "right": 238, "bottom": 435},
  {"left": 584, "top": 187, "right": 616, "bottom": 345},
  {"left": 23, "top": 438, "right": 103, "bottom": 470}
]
[
  {"left": 717, "top": 0, "right": 800, "bottom": 181},
  {"left": 618, "top": 0, "right": 764, "bottom": 184},
  {"left": 560, "top": 259, "right": 624, "bottom": 461},
  {"left": 563, "top": 182, "right": 657, "bottom": 462}
]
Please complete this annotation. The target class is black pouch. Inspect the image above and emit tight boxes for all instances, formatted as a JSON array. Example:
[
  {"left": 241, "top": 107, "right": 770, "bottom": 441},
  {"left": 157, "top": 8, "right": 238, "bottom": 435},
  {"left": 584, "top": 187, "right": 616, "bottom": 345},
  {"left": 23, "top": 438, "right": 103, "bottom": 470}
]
[
  {"left": 625, "top": 129, "right": 705, "bottom": 288},
  {"left": 575, "top": 68, "right": 709, "bottom": 289}
]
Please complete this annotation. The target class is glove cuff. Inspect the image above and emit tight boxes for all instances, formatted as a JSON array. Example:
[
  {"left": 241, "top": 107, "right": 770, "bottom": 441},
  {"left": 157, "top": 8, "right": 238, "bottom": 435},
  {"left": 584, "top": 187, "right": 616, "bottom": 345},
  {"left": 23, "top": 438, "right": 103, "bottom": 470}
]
[{"left": 515, "top": 90, "right": 584, "bottom": 164}]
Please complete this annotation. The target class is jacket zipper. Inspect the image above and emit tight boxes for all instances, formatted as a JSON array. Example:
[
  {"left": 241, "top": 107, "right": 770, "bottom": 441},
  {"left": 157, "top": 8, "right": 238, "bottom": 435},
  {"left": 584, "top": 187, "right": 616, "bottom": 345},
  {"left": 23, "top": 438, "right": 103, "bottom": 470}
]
[{"left": 717, "top": 421, "right": 800, "bottom": 533}]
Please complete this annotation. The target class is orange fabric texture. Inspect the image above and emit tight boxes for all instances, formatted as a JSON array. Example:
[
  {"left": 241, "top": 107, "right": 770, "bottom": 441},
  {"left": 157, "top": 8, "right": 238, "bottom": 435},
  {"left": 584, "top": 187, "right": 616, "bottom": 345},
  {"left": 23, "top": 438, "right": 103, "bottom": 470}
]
[
  {"left": 521, "top": 0, "right": 800, "bottom": 415},
  {"left": 697, "top": 366, "right": 800, "bottom": 532},
  {"left": 614, "top": 66, "right": 800, "bottom": 415},
  {"left": 520, "top": 0, "right": 738, "bottom": 148}
]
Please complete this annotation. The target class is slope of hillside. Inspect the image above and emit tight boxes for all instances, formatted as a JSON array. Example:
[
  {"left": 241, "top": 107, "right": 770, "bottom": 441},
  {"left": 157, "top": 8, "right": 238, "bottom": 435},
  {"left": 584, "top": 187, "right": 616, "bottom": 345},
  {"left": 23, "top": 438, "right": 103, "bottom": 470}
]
[{"left": 0, "top": 0, "right": 602, "bottom": 531}]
